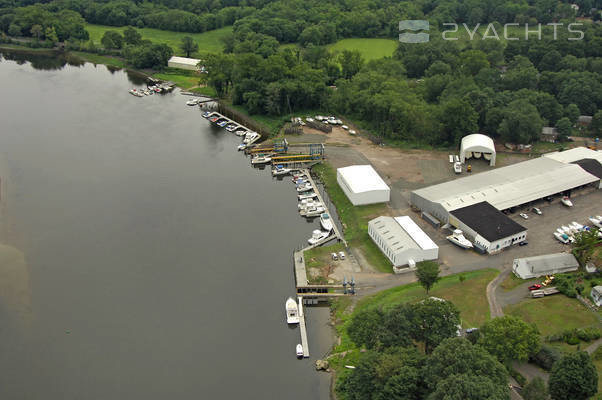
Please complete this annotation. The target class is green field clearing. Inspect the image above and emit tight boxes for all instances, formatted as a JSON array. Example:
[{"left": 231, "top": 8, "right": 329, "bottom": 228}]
[
  {"left": 84, "top": 24, "right": 232, "bottom": 56},
  {"left": 328, "top": 38, "right": 398, "bottom": 61},
  {"left": 504, "top": 295, "right": 601, "bottom": 337},
  {"left": 333, "top": 269, "right": 498, "bottom": 353}
]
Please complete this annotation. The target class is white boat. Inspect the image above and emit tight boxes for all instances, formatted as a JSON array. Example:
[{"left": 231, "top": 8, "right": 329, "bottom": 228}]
[
  {"left": 296, "top": 183, "right": 313, "bottom": 193},
  {"left": 286, "top": 297, "right": 299, "bottom": 324},
  {"left": 446, "top": 229, "right": 473, "bottom": 249},
  {"left": 341, "top": 125, "right": 349, "bottom": 130},
  {"left": 320, "top": 213, "right": 333, "bottom": 232},
  {"left": 449, "top": 155, "right": 454, "bottom": 163},
  {"left": 554, "top": 232, "right": 570, "bottom": 244},
  {"left": 570, "top": 221, "right": 584, "bottom": 231},
  {"left": 301, "top": 206, "right": 326, "bottom": 217},
  {"left": 298, "top": 192, "right": 318, "bottom": 201},
  {"left": 473, "top": 151, "right": 482, "bottom": 158},
  {"left": 561, "top": 196, "right": 573, "bottom": 207},
  {"left": 202, "top": 111, "right": 213, "bottom": 118},
  {"left": 560, "top": 225, "right": 571, "bottom": 233},
  {"left": 272, "top": 166, "right": 292, "bottom": 176},
  {"left": 453, "top": 162, "right": 462, "bottom": 174},
  {"left": 484, "top": 153, "right": 492, "bottom": 161},
  {"left": 186, "top": 98, "right": 200, "bottom": 106},
  {"left": 297, "top": 199, "right": 322, "bottom": 210},
  {"left": 251, "top": 155, "right": 271, "bottom": 165},
  {"left": 589, "top": 217, "right": 602, "bottom": 229},
  {"left": 308, "top": 229, "right": 330, "bottom": 245},
  {"left": 349, "top": 130, "right": 357, "bottom": 135},
  {"left": 237, "top": 144, "right": 246, "bottom": 151},
  {"left": 235, "top": 129, "right": 247, "bottom": 137},
  {"left": 296, "top": 344, "right": 303, "bottom": 358}
]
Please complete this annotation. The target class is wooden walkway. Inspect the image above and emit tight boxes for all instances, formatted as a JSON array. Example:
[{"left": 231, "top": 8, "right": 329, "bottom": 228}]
[{"left": 298, "top": 296, "right": 309, "bottom": 358}]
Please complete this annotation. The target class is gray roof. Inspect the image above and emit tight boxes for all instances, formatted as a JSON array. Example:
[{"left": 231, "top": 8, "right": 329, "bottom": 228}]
[
  {"left": 515, "top": 253, "right": 579, "bottom": 274},
  {"left": 592, "top": 286, "right": 602, "bottom": 296},
  {"left": 412, "top": 155, "right": 599, "bottom": 212},
  {"left": 369, "top": 216, "right": 437, "bottom": 256}
]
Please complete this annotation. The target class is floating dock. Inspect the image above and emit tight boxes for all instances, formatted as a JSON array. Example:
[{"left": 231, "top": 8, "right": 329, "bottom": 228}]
[{"left": 298, "top": 296, "right": 309, "bottom": 358}]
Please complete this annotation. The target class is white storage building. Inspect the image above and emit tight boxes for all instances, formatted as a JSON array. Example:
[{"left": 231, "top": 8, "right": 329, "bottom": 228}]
[
  {"left": 368, "top": 216, "right": 439, "bottom": 273},
  {"left": 512, "top": 253, "right": 579, "bottom": 279},
  {"left": 460, "top": 134, "right": 496, "bottom": 166},
  {"left": 167, "top": 56, "right": 201, "bottom": 71},
  {"left": 337, "top": 165, "right": 390, "bottom": 205}
]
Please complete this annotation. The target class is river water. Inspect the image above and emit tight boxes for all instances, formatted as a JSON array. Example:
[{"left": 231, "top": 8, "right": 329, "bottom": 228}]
[{"left": 0, "top": 51, "right": 331, "bottom": 400}]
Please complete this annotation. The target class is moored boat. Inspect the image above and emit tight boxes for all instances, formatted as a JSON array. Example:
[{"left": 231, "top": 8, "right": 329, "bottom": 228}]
[
  {"left": 561, "top": 196, "right": 573, "bottom": 207},
  {"left": 308, "top": 229, "right": 330, "bottom": 245},
  {"left": 286, "top": 297, "right": 299, "bottom": 324},
  {"left": 296, "top": 344, "right": 303, "bottom": 358},
  {"left": 251, "top": 155, "right": 272, "bottom": 165},
  {"left": 320, "top": 213, "right": 333, "bottom": 231}
]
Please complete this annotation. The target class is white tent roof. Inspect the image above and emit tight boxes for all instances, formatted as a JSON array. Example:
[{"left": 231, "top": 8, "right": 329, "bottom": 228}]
[
  {"left": 394, "top": 216, "right": 438, "bottom": 250},
  {"left": 168, "top": 56, "right": 201, "bottom": 66},
  {"left": 460, "top": 134, "right": 495, "bottom": 153},
  {"left": 337, "top": 165, "right": 390, "bottom": 194}
]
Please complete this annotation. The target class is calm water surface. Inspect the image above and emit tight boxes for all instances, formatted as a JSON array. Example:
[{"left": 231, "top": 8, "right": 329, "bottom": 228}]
[{"left": 0, "top": 51, "right": 331, "bottom": 400}]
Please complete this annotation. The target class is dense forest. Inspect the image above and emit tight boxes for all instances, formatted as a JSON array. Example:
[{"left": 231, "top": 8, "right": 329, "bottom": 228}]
[{"left": 1, "top": 0, "right": 601, "bottom": 145}]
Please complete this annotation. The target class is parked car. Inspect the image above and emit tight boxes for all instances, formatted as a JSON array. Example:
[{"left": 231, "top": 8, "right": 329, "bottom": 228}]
[
  {"left": 519, "top": 241, "right": 528, "bottom": 246},
  {"left": 519, "top": 213, "right": 529, "bottom": 219},
  {"left": 338, "top": 251, "right": 345, "bottom": 260},
  {"left": 331, "top": 252, "right": 338, "bottom": 261},
  {"left": 528, "top": 284, "right": 542, "bottom": 291},
  {"left": 532, "top": 207, "right": 542, "bottom": 215}
]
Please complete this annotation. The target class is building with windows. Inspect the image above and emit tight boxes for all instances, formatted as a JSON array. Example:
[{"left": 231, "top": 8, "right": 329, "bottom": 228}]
[{"left": 368, "top": 216, "right": 438, "bottom": 273}]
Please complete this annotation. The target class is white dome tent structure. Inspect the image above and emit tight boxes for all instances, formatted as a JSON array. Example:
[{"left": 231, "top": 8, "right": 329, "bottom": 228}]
[{"left": 460, "top": 134, "right": 496, "bottom": 166}]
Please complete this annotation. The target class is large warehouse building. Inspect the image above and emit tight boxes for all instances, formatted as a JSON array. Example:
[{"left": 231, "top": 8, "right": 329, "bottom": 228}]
[
  {"left": 410, "top": 147, "right": 602, "bottom": 252},
  {"left": 513, "top": 253, "right": 579, "bottom": 279},
  {"left": 337, "top": 165, "right": 390, "bottom": 205},
  {"left": 460, "top": 134, "right": 496, "bottom": 166},
  {"left": 167, "top": 56, "right": 201, "bottom": 71},
  {"left": 368, "top": 216, "right": 439, "bottom": 273}
]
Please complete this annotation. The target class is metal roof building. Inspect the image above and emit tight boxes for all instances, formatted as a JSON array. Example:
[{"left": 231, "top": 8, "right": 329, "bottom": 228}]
[
  {"left": 337, "top": 165, "right": 390, "bottom": 205},
  {"left": 512, "top": 253, "right": 579, "bottom": 279},
  {"left": 410, "top": 153, "right": 601, "bottom": 223},
  {"left": 368, "top": 216, "right": 438, "bottom": 272},
  {"left": 167, "top": 56, "right": 201, "bottom": 71},
  {"left": 460, "top": 134, "right": 496, "bottom": 166}
]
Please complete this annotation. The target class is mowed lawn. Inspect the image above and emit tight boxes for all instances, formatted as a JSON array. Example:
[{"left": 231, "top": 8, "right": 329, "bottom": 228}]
[
  {"left": 328, "top": 38, "right": 398, "bottom": 61},
  {"left": 504, "top": 295, "right": 601, "bottom": 337},
  {"left": 84, "top": 24, "right": 232, "bottom": 56}
]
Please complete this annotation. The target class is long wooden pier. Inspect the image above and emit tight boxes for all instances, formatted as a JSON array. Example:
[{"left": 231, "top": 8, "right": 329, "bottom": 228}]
[{"left": 298, "top": 297, "right": 309, "bottom": 358}]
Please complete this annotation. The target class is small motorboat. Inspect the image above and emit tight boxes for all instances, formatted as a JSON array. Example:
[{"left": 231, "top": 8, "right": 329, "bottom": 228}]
[
  {"left": 561, "top": 196, "right": 573, "bottom": 207},
  {"left": 308, "top": 229, "right": 330, "bottom": 245},
  {"left": 298, "top": 192, "right": 318, "bottom": 201},
  {"left": 286, "top": 297, "right": 299, "bottom": 324},
  {"left": 186, "top": 98, "right": 200, "bottom": 106},
  {"left": 217, "top": 120, "right": 228, "bottom": 127},
  {"left": 453, "top": 162, "right": 462, "bottom": 174},
  {"left": 225, "top": 124, "right": 238, "bottom": 132},
  {"left": 296, "top": 344, "right": 303, "bottom": 358},
  {"left": 296, "top": 183, "right": 313, "bottom": 193},
  {"left": 554, "top": 232, "right": 569, "bottom": 244},
  {"left": 320, "top": 213, "right": 333, "bottom": 232},
  {"left": 298, "top": 200, "right": 321, "bottom": 210},
  {"left": 235, "top": 129, "right": 247, "bottom": 136},
  {"left": 251, "top": 155, "right": 272, "bottom": 165},
  {"left": 341, "top": 125, "right": 349, "bottom": 130},
  {"left": 473, "top": 151, "right": 482, "bottom": 158},
  {"left": 301, "top": 206, "right": 326, "bottom": 217},
  {"left": 272, "top": 165, "right": 291, "bottom": 176},
  {"left": 589, "top": 216, "right": 602, "bottom": 229},
  {"left": 446, "top": 229, "right": 473, "bottom": 249},
  {"left": 202, "top": 111, "right": 212, "bottom": 118},
  {"left": 237, "top": 144, "right": 247, "bottom": 151},
  {"left": 209, "top": 116, "right": 219, "bottom": 122}
]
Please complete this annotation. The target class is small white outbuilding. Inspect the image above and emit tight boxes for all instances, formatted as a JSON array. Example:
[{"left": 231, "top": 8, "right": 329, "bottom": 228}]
[
  {"left": 460, "top": 134, "right": 496, "bottom": 166},
  {"left": 368, "top": 216, "right": 439, "bottom": 273},
  {"left": 336, "top": 165, "right": 390, "bottom": 206},
  {"left": 167, "top": 56, "right": 201, "bottom": 71}
]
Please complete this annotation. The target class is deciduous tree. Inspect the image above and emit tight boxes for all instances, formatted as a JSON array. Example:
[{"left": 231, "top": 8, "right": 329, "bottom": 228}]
[
  {"left": 478, "top": 316, "right": 541, "bottom": 365},
  {"left": 180, "top": 36, "right": 198, "bottom": 57},
  {"left": 549, "top": 352, "right": 597, "bottom": 400},
  {"left": 415, "top": 261, "right": 440, "bottom": 293}
]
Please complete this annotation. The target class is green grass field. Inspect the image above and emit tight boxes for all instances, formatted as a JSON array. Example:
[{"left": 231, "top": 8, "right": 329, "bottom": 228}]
[
  {"left": 328, "top": 38, "right": 398, "bottom": 61},
  {"left": 504, "top": 295, "right": 601, "bottom": 337},
  {"left": 332, "top": 268, "right": 497, "bottom": 356},
  {"left": 84, "top": 24, "right": 232, "bottom": 56}
]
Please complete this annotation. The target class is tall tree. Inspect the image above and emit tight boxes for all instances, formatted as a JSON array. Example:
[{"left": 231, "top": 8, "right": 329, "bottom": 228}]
[
  {"left": 123, "top": 26, "right": 142, "bottom": 45},
  {"left": 30, "top": 24, "right": 42, "bottom": 40},
  {"left": 555, "top": 117, "right": 572, "bottom": 141},
  {"left": 572, "top": 228, "right": 600, "bottom": 267},
  {"left": 180, "top": 36, "right": 198, "bottom": 58},
  {"left": 415, "top": 261, "right": 440, "bottom": 293},
  {"left": 549, "top": 352, "right": 597, "bottom": 400},
  {"left": 522, "top": 377, "right": 548, "bottom": 400},
  {"left": 411, "top": 298, "right": 460, "bottom": 354},
  {"left": 338, "top": 49, "right": 364, "bottom": 80},
  {"left": 478, "top": 316, "right": 541, "bottom": 365}
]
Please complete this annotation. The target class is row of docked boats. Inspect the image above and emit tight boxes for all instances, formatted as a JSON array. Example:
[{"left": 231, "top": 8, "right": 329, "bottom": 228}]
[
  {"left": 129, "top": 82, "right": 175, "bottom": 98},
  {"left": 201, "top": 110, "right": 261, "bottom": 149}
]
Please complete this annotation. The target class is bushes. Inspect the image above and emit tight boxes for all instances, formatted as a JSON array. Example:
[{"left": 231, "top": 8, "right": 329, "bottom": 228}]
[
  {"left": 530, "top": 344, "right": 562, "bottom": 371},
  {"left": 546, "top": 328, "right": 600, "bottom": 345}
]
